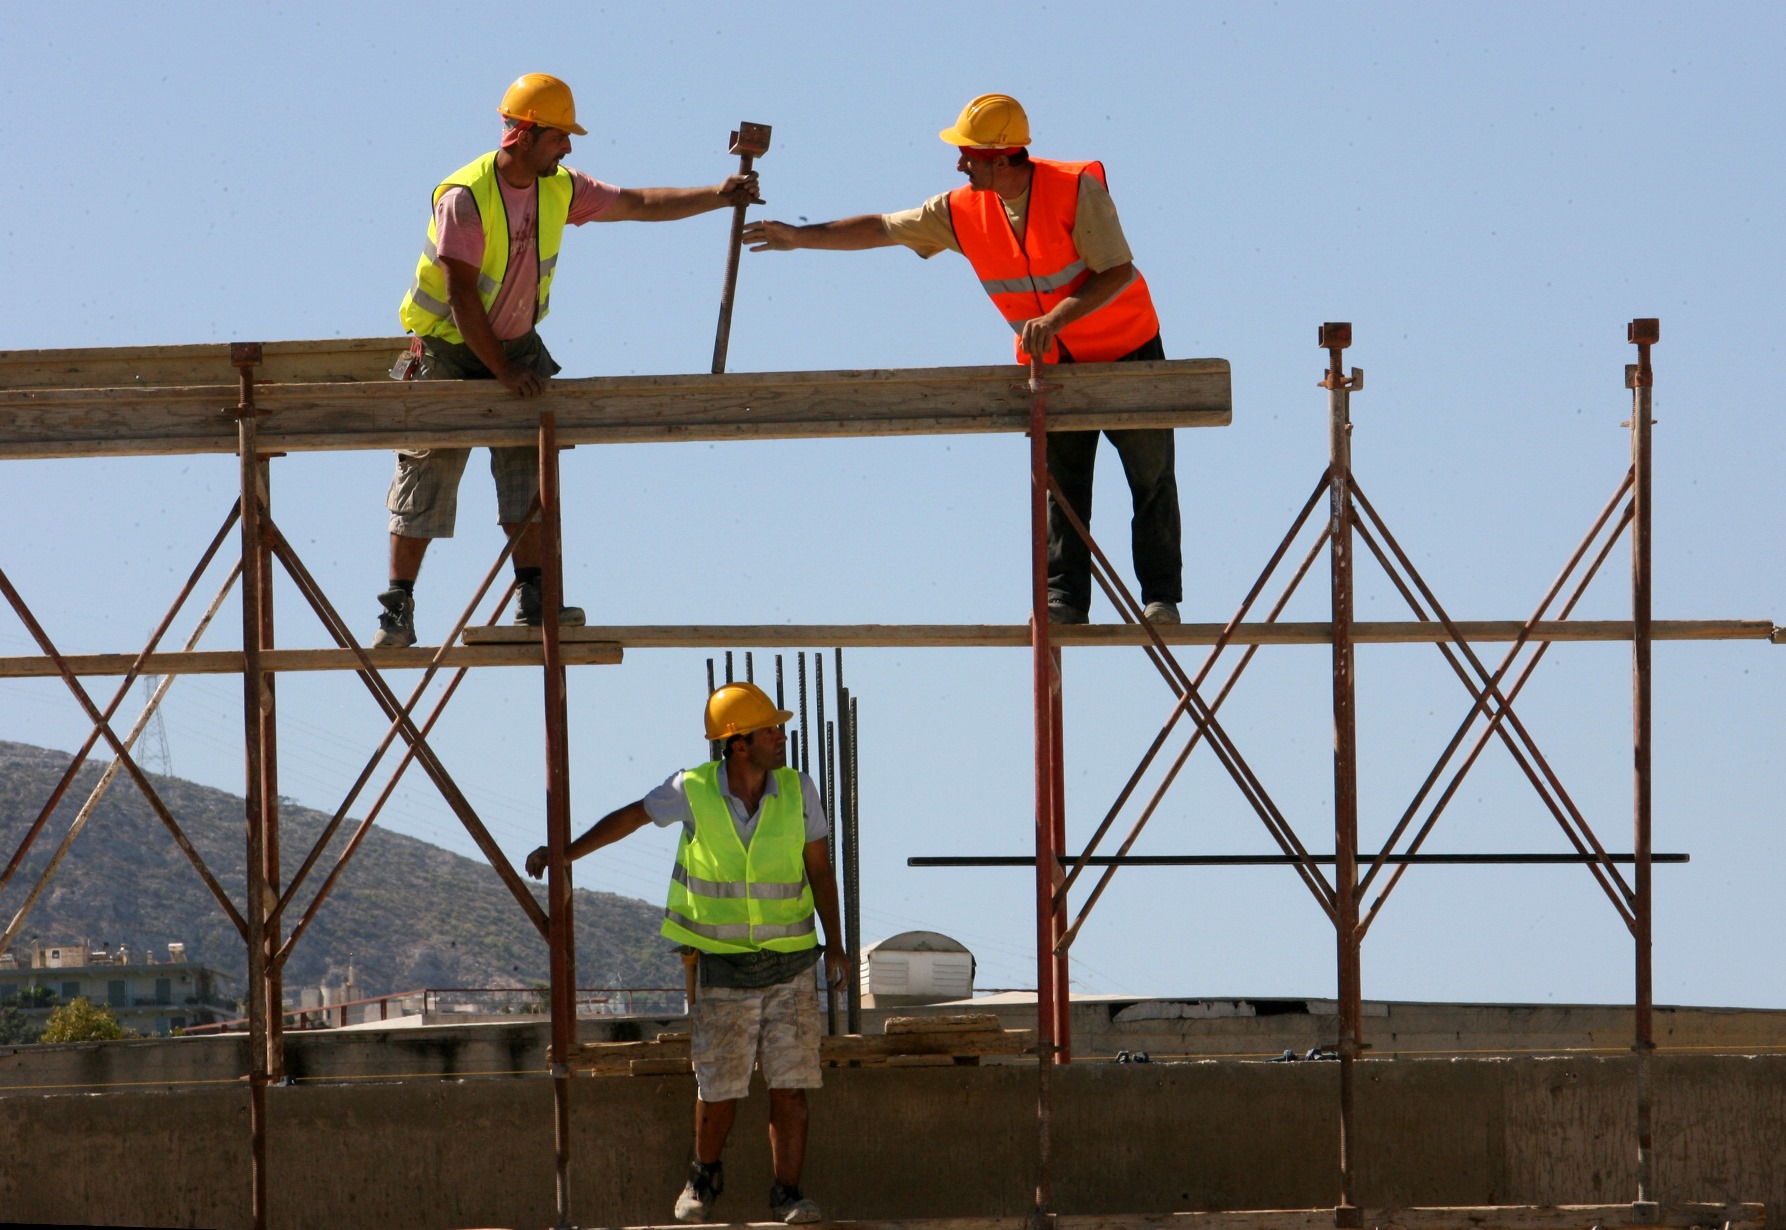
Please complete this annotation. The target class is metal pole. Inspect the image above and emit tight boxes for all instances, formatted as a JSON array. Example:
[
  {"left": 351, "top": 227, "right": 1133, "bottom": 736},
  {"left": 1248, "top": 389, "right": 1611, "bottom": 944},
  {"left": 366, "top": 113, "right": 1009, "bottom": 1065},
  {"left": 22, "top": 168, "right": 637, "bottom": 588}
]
[
  {"left": 538, "top": 411, "right": 577, "bottom": 1230},
  {"left": 1320, "top": 323, "right": 1364, "bottom": 1226},
  {"left": 1049, "top": 648, "right": 1069, "bottom": 1062},
  {"left": 257, "top": 457, "right": 284, "bottom": 1084},
  {"left": 1026, "top": 355, "right": 1058, "bottom": 1220},
  {"left": 710, "top": 122, "right": 770, "bottom": 374},
  {"left": 230, "top": 343, "right": 270, "bottom": 1230},
  {"left": 1628, "top": 318, "right": 1659, "bottom": 1217}
]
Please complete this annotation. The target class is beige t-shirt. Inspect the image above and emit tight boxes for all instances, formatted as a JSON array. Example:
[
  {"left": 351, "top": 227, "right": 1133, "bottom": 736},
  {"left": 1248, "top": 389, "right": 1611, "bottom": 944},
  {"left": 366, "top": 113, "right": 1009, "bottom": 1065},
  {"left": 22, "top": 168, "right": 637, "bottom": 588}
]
[{"left": 880, "top": 171, "right": 1134, "bottom": 271}]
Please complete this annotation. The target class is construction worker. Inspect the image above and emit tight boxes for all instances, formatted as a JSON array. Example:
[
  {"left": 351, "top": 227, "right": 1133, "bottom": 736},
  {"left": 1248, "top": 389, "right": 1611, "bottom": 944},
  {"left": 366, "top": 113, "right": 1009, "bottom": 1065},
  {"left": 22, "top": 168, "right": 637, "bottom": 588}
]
[
  {"left": 743, "top": 93, "right": 1183, "bottom": 626},
  {"left": 377, "top": 73, "right": 762, "bottom": 648},
  {"left": 525, "top": 681, "right": 847, "bottom": 1225}
]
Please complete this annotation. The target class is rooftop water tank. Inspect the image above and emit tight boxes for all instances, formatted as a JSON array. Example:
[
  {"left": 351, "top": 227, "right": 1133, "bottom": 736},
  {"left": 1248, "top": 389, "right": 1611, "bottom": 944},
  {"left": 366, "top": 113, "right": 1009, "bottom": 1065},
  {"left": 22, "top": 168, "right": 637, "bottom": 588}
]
[{"left": 860, "top": 931, "right": 974, "bottom": 1008}]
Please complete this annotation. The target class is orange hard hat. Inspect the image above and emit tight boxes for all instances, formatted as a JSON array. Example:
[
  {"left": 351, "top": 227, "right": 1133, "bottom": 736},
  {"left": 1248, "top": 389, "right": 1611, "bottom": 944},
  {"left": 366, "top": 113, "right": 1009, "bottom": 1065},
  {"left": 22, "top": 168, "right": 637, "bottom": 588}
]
[
  {"left": 498, "top": 73, "right": 588, "bottom": 136},
  {"left": 939, "top": 93, "right": 1030, "bottom": 148},
  {"left": 704, "top": 682, "right": 793, "bottom": 741}
]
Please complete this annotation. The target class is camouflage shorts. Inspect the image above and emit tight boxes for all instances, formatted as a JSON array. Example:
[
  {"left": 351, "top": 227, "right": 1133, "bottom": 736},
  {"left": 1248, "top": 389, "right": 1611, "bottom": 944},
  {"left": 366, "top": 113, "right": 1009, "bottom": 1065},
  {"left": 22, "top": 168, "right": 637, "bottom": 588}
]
[{"left": 690, "top": 976, "right": 821, "bottom": 1103}]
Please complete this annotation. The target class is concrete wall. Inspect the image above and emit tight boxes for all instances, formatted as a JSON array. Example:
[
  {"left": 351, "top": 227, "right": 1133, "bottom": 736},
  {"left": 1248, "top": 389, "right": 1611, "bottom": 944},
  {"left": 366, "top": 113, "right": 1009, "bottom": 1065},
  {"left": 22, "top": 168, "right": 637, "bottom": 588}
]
[
  {"left": 7, "top": 999, "right": 1782, "bottom": 1094},
  {"left": 1, "top": 1054, "right": 1782, "bottom": 1230}
]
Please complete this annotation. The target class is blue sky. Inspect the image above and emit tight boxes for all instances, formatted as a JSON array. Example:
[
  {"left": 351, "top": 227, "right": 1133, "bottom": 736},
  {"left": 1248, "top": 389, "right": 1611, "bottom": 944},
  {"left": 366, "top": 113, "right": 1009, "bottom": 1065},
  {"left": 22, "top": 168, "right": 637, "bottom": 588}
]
[{"left": 3, "top": 2, "right": 1783, "bottom": 1007}]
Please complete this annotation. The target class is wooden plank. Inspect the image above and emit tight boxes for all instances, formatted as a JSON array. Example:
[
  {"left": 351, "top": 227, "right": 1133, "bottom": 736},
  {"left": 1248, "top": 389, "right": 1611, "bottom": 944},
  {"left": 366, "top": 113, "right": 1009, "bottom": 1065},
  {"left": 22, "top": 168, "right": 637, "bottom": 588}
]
[
  {"left": 0, "top": 357, "right": 1231, "bottom": 459},
  {"left": 3, "top": 618, "right": 1770, "bottom": 680},
  {"left": 593, "top": 1204, "right": 1764, "bottom": 1230},
  {"left": 884, "top": 1013, "right": 1001, "bottom": 1034},
  {"left": 0, "top": 337, "right": 409, "bottom": 390},
  {"left": 563, "top": 1023, "right": 1035, "bottom": 1076},
  {"left": 464, "top": 619, "right": 1779, "bottom": 650},
  {"left": 0, "top": 641, "right": 623, "bottom": 680}
]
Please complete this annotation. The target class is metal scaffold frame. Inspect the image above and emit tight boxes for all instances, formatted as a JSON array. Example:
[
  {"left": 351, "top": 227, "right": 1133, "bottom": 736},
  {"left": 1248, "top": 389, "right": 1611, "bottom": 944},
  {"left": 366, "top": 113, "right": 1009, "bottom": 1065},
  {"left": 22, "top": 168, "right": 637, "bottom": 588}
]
[{"left": 0, "top": 326, "right": 1772, "bottom": 1230}]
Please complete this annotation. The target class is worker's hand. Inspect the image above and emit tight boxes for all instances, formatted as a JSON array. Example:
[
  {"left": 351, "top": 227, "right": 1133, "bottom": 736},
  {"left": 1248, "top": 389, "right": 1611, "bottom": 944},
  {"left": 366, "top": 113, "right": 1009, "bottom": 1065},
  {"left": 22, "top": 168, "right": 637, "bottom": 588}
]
[
  {"left": 497, "top": 362, "right": 546, "bottom": 399},
  {"left": 524, "top": 845, "right": 549, "bottom": 879},
  {"left": 1018, "top": 314, "right": 1061, "bottom": 363},
  {"left": 718, "top": 171, "right": 763, "bottom": 208},
  {"left": 822, "top": 945, "right": 850, "bottom": 990},
  {"left": 743, "top": 220, "right": 800, "bottom": 252}
]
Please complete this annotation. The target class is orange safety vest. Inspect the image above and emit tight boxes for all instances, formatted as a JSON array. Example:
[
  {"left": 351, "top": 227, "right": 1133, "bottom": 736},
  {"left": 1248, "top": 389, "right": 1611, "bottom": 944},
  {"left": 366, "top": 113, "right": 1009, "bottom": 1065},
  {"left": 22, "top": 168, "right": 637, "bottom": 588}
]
[{"left": 947, "top": 158, "right": 1159, "bottom": 364}]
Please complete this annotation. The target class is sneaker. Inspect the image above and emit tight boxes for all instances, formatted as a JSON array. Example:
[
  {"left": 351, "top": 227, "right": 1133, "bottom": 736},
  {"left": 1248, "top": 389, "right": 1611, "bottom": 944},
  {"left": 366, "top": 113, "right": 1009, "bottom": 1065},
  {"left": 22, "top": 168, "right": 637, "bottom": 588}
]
[
  {"left": 770, "top": 1182, "right": 821, "bottom": 1225},
  {"left": 515, "top": 577, "right": 586, "bottom": 628},
  {"left": 674, "top": 1160, "right": 724, "bottom": 1224},
  {"left": 1047, "top": 602, "right": 1088, "bottom": 625},
  {"left": 1142, "top": 601, "right": 1180, "bottom": 625},
  {"left": 372, "top": 588, "right": 416, "bottom": 649}
]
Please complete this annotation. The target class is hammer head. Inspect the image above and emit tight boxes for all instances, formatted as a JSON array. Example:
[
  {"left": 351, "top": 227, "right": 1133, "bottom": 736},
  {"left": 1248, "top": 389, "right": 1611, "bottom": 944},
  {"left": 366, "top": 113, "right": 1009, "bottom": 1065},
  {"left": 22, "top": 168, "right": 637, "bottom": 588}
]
[{"left": 729, "top": 122, "right": 772, "bottom": 158}]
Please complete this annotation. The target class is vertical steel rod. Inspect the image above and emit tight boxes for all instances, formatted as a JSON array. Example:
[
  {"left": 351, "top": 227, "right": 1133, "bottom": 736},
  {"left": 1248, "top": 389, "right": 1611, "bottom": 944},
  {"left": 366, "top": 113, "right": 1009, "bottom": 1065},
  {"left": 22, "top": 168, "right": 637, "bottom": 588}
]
[
  {"left": 231, "top": 345, "right": 270, "bottom": 1230},
  {"left": 1026, "top": 354, "right": 1058, "bottom": 1218},
  {"left": 1320, "top": 323, "right": 1364, "bottom": 1225},
  {"left": 1049, "top": 648, "right": 1070, "bottom": 1062},
  {"left": 1628, "top": 318, "right": 1659, "bottom": 1215},
  {"left": 257, "top": 458, "right": 284, "bottom": 1083},
  {"left": 538, "top": 411, "right": 577, "bottom": 1230}
]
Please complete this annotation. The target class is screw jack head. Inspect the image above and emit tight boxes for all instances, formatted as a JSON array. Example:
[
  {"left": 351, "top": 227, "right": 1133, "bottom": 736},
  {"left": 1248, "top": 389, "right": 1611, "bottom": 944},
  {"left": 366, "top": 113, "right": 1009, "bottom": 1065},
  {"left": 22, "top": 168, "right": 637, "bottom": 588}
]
[
  {"left": 728, "top": 122, "right": 772, "bottom": 158},
  {"left": 1627, "top": 318, "right": 1660, "bottom": 346},
  {"left": 1318, "top": 322, "right": 1352, "bottom": 350}
]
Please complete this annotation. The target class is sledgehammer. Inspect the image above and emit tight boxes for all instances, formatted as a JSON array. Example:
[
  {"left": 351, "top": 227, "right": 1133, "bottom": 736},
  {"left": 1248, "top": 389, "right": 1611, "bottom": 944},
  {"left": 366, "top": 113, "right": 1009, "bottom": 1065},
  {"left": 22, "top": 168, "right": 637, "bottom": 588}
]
[{"left": 710, "top": 121, "right": 771, "bottom": 374}]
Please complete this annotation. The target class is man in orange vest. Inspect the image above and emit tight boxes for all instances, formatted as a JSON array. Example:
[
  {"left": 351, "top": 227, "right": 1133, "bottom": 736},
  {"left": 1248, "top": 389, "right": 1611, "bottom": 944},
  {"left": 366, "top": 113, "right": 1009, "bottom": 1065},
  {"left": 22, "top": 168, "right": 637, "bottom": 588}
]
[{"left": 742, "top": 93, "right": 1182, "bottom": 625}]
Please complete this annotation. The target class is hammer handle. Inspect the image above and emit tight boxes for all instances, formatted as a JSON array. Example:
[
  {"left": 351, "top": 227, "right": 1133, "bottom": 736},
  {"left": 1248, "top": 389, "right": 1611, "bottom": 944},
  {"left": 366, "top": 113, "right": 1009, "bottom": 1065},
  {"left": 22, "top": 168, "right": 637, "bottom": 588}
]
[{"left": 710, "top": 151, "right": 755, "bottom": 375}]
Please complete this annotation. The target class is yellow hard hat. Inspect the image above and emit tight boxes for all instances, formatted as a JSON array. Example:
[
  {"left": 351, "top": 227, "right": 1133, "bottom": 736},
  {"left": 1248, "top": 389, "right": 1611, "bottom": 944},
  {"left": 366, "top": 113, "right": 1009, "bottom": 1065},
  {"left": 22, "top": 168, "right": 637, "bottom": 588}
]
[
  {"left": 939, "top": 93, "right": 1030, "bottom": 148},
  {"left": 704, "top": 682, "right": 793, "bottom": 741},
  {"left": 498, "top": 73, "right": 588, "bottom": 136}
]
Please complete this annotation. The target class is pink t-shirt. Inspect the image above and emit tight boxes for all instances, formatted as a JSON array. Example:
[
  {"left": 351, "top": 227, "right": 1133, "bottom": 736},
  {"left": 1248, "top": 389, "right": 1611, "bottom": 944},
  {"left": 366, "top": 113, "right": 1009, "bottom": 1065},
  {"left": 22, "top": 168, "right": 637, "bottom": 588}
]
[{"left": 434, "top": 167, "right": 621, "bottom": 339}]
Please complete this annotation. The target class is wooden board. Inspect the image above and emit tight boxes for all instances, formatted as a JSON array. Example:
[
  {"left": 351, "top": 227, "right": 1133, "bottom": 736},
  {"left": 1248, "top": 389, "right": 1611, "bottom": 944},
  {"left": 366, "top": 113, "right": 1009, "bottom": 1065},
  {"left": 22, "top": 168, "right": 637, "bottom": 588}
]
[
  {"left": 0, "top": 356, "right": 1231, "bottom": 459},
  {"left": 591, "top": 1203, "right": 1764, "bottom": 1230},
  {"left": 0, "top": 641, "right": 623, "bottom": 680},
  {"left": 464, "top": 619, "right": 1779, "bottom": 650},
  {"left": 0, "top": 337, "right": 408, "bottom": 390},
  {"left": 562, "top": 1020, "right": 1035, "bottom": 1077}
]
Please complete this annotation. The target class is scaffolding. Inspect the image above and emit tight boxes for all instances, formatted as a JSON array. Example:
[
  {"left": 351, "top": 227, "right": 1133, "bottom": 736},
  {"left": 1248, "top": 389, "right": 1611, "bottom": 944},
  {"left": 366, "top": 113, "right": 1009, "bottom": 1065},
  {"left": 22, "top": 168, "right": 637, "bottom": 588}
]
[{"left": 0, "top": 325, "right": 1773, "bottom": 1230}]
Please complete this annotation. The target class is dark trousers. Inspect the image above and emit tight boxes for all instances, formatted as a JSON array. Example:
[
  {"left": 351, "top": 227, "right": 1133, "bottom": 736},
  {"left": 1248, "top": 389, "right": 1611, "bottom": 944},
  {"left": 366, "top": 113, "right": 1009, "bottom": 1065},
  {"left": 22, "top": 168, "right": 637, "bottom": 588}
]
[{"left": 1046, "top": 335, "right": 1183, "bottom": 613}]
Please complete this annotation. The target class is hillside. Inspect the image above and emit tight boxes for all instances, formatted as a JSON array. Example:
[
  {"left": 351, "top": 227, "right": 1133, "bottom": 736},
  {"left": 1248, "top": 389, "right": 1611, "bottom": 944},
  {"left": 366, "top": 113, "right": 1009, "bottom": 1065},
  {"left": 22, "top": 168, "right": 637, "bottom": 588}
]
[{"left": 0, "top": 741, "right": 680, "bottom": 999}]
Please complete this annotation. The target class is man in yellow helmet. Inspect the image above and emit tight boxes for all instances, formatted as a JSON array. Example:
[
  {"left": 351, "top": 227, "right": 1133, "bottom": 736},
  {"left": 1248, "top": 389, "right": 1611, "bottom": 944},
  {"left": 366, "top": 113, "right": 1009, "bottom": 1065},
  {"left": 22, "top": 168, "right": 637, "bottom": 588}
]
[
  {"left": 525, "top": 681, "right": 847, "bottom": 1225},
  {"left": 742, "top": 93, "right": 1183, "bottom": 626},
  {"left": 377, "top": 73, "right": 763, "bottom": 648}
]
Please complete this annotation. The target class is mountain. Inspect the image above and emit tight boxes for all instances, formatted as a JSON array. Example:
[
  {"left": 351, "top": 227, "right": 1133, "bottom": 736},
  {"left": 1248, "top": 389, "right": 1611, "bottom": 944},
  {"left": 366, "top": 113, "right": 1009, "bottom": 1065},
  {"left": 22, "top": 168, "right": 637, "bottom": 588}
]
[{"left": 0, "top": 741, "right": 680, "bottom": 1001}]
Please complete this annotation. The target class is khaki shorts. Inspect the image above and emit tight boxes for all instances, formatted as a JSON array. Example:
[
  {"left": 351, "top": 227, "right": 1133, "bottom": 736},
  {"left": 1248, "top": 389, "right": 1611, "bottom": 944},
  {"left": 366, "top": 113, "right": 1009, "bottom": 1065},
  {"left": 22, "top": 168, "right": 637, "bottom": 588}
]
[
  {"left": 384, "top": 331, "right": 560, "bottom": 538},
  {"left": 690, "top": 977, "right": 822, "bottom": 1103}
]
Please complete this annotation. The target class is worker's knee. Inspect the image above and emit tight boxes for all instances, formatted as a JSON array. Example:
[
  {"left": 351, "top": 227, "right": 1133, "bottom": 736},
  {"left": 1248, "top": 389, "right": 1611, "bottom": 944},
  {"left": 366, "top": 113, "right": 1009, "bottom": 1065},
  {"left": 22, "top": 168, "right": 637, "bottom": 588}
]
[{"left": 768, "top": 1087, "right": 808, "bottom": 1121}]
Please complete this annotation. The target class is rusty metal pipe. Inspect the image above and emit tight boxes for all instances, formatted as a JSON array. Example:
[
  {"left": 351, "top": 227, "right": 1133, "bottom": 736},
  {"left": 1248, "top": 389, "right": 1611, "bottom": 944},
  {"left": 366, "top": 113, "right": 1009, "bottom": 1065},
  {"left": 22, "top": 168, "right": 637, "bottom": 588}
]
[
  {"left": 711, "top": 122, "right": 770, "bottom": 374},
  {"left": 0, "top": 501, "right": 240, "bottom": 893},
  {"left": 1628, "top": 317, "right": 1659, "bottom": 1209}
]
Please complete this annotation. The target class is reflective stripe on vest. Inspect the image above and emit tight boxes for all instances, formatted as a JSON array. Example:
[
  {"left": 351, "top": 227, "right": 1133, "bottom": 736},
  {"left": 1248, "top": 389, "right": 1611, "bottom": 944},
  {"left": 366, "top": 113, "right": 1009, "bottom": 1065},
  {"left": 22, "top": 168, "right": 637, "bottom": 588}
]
[
  {"left": 397, "top": 152, "right": 572, "bottom": 344},
  {"left": 946, "top": 158, "right": 1160, "bottom": 364},
  {"left": 659, "top": 762, "right": 817, "bottom": 955}
]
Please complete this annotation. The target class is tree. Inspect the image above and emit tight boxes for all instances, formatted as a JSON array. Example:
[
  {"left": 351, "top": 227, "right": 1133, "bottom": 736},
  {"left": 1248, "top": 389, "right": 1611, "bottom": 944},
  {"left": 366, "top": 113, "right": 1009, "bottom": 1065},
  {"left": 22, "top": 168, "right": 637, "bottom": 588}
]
[
  {"left": 0, "top": 1005, "right": 40, "bottom": 1045},
  {"left": 40, "top": 997, "right": 134, "bottom": 1043}
]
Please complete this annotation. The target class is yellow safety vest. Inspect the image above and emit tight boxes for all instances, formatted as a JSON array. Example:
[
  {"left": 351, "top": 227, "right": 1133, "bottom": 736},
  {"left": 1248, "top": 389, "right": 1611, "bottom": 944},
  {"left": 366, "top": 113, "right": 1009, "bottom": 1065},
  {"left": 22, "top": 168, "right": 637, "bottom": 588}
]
[
  {"left": 660, "top": 763, "right": 817, "bottom": 955},
  {"left": 397, "top": 151, "right": 571, "bottom": 343}
]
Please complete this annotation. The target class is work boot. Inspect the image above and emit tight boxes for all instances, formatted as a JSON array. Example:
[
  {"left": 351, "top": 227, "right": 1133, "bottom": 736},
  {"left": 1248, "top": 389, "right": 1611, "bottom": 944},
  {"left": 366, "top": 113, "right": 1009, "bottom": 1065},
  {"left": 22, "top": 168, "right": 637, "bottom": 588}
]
[
  {"left": 372, "top": 588, "right": 416, "bottom": 649},
  {"left": 1142, "top": 600, "right": 1180, "bottom": 625},
  {"left": 769, "top": 1182, "right": 820, "bottom": 1225},
  {"left": 515, "top": 577, "right": 586, "bottom": 628},
  {"left": 674, "top": 1160, "right": 723, "bottom": 1224},
  {"left": 1047, "top": 601, "right": 1088, "bottom": 625}
]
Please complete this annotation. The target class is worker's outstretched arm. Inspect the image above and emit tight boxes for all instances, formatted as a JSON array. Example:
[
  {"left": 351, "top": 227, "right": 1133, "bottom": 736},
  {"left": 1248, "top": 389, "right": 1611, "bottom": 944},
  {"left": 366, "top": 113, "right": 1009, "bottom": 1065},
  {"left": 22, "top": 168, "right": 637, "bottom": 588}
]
[
  {"left": 1018, "top": 260, "right": 1137, "bottom": 361},
  {"left": 601, "top": 173, "right": 762, "bottom": 222},
  {"left": 443, "top": 256, "right": 545, "bottom": 397},
  {"left": 743, "top": 215, "right": 894, "bottom": 252},
  {"left": 525, "top": 800, "right": 653, "bottom": 879},
  {"left": 802, "top": 838, "right": 850, "bottom": 988}
]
